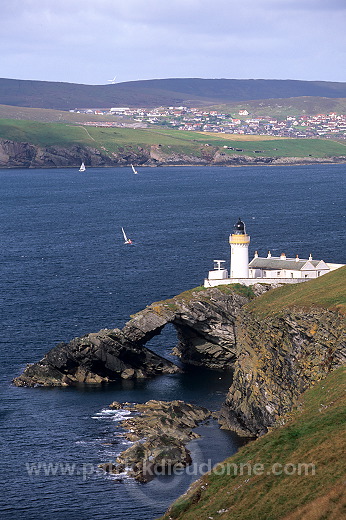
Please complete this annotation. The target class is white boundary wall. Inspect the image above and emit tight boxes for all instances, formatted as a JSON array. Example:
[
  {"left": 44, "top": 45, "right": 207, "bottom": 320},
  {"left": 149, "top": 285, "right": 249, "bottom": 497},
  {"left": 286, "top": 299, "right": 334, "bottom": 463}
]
[{"left": 204, "top": 277, "right": 308, "bottom": 288}]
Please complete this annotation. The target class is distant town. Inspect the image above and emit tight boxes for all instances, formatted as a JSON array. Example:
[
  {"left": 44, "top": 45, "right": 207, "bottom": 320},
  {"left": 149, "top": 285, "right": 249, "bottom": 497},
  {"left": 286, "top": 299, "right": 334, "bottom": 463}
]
[{"left": 71, "top": 106, "right": 346, "bottom": 139}]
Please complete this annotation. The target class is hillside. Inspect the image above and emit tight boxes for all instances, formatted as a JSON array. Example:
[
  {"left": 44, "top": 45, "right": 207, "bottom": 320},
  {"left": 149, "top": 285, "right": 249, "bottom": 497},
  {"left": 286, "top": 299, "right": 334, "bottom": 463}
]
[
  {"left": 247, "top": 265, "right": 346, "bottom": 315},
  {"left": 1, "top": 118, "right": 346, "bottom": 169},
  {"left": 160, "top": 270, "right": 346, "bottom": 519},
  {"left": 2, "top": 97, "right": 346, "bottom": 126},
  {"left": 161, "top": 367, "right": 346, "bottom": 520},
  {"left": 1, "top": 78, "right": 346, "bottom": 110},
  {"left": 0, "top": 104, "right": 127, "bottom": 124}
]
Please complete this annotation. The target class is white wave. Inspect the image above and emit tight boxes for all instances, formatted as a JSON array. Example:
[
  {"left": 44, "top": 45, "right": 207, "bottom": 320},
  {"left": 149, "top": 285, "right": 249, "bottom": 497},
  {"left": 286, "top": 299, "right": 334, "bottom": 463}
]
[
  {"left": 75, "top": 440, "right": 98, "bottom": 445},
  {"left": 106, "top": 471, "right": 131, "bottom": 481},
  {"left": 91, "top": 408, "right": 132, "bottom": 421}
]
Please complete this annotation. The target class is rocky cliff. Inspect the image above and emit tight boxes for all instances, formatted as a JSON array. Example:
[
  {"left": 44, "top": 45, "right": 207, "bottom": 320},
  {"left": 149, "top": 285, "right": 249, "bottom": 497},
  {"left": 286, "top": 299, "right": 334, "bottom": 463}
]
[
  {"left": 1, "top": 137, "right": 346, "bottom": 168},
  {"left": 14, "top": 270, "right": 345, "bottom": 440},
  {"left": 161, "top": 368, "right": 346, "bottom": 520},
  {"left": 218, "top": 306, "right": 345, "bottom": 437},
  {"left": 216, "top": 267, "right": 346, "bottom": 436}
]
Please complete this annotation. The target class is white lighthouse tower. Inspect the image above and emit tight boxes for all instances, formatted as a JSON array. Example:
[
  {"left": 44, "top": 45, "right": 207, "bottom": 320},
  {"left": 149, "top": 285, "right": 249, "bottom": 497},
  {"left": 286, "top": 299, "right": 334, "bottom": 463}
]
[{"left": 229, "top": 218, "right": 250, "bottom": 278}]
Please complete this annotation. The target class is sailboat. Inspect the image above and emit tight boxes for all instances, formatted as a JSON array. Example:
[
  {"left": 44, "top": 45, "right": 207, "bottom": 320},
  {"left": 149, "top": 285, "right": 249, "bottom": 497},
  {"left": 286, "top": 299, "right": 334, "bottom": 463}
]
[
  {"left": 79, "top": 162, "right": 86, "bottom": 172},
  {"left": 121, "top": 227, "right": 133, "bottom": 244},
  {"left": 131, "top": 164, "right": 138, "bottom": 174}
]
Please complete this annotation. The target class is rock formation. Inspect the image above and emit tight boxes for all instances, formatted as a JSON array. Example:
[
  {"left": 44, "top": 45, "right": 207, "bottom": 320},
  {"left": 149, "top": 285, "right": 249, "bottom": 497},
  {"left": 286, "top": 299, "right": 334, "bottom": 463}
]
[
  {"left": 13, "top": 284, "right": 263, "bottom": 387},
  {"left": 121, "top": 285, "right": 268, "bottom": 368},
  {"left": 99, "top": 400, "right": 211, "bottom": 482},
  {"left": 13, "top": 329, "right": 179, "bottom": 387},
  {"left": 13, "top": 273, "right": 345, "bottom": 441}
]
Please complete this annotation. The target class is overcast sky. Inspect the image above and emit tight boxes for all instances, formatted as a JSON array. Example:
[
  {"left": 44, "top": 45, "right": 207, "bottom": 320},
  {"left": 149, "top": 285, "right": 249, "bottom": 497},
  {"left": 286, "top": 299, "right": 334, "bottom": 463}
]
[{"left": 2, "top": 0, "right": 345, "bottom": 85}]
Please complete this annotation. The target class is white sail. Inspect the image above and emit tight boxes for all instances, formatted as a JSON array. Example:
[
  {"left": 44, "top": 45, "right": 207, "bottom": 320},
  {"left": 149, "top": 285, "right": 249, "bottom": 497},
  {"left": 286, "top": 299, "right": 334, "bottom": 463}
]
[
  {"left": 121, "top": 227, "right": 132, "bottom": 244},
  {"left": 131, "top": 164, "right": 138, "bottom": 174},
  {"left": 79, "top": 162, "right": 86, "bottom": 172}
]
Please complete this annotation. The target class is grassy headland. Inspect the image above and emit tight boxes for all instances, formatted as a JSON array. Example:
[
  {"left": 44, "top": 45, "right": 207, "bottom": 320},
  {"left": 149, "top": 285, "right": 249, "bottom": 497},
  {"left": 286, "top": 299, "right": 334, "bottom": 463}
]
[
  {"left": 1, "top": 117, "right": 346, "bottom": 161},
  {"left": 158, "top": 267, "right": 346, "bottom": 519}
]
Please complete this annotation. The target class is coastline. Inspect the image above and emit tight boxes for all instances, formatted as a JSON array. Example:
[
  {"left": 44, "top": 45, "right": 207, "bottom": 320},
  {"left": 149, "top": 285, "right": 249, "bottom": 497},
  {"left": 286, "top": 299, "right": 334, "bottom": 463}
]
[{"left": 1, "top": 137, "right": 346, "bottom": 169}]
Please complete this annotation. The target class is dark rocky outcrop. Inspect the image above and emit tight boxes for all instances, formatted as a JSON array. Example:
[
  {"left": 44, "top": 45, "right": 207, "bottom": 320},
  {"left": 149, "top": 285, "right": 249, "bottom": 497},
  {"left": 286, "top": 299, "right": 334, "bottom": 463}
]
[
  {"left": 13, "top": 285, "right": 265, "bottom": 387},
  {"left": 121, "top": 285, "right": 270, "bottom": 368},
  {"left": 13, "top": 329, "right": 179, "bottom": 387},
  {"left": 99, "top": 400, "right": 211, "bottom": 482},
  {"left": 0, "top": 139, "right": 115, "bottom": 169},
  {"left": 1, "top": 137, "right": 345, "bottom": 169}
]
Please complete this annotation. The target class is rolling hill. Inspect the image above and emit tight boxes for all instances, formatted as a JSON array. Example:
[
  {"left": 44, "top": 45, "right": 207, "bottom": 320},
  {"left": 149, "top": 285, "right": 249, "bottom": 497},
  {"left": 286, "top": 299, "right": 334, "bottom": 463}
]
[
  {"left": 1, "top": 117, "right": 346, "bottom": 160},
  {"left": 1, "top": 77, "right": 346, "bottom": 110}
]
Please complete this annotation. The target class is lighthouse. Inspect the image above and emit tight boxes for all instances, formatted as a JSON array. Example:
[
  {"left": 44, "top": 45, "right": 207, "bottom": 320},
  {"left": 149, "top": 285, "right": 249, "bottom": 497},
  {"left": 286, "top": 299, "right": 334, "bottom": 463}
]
[
  {"left": 204, "top": 217, "right": 343, "bottom": 288},
  {"left": 229, "top": 218, "right": 250, "bottom": 278}
]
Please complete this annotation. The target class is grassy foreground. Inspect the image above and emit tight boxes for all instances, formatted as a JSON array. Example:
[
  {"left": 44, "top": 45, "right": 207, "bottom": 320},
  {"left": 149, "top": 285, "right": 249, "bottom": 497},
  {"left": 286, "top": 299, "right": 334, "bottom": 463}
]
[
  {"left": 248, "top": 265, "right": 346, "bottom": 316},
  {"left": 1, "top": 117, "right": 346, "bottom": 160},
  {"left": 160, "top": 367, "right": 346, "bottom": 520}
]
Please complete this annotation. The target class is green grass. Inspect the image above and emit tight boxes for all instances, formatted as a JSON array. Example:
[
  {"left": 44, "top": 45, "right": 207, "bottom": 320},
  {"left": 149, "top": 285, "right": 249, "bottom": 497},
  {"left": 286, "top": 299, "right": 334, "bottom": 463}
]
[
  {"left": 247, "top": 266, "right": 346, "bottom": 316},
  {"left": 0, "top": 118, "right": 95, "bottom": 147},
  {"left": 0, "top": 104, "right": 127, "bottom": 124},
  {"left": 161, "top": 367, "right": 346, "bottom": 520},
  {"left": 216, "top": 283, "right": 256, "bottom": 299},
  {"left": 221, "top": 138, "right": 346, "bottom": 158},
  {"left": 1, "top": 118, "right": 346, "bottom": 160}
]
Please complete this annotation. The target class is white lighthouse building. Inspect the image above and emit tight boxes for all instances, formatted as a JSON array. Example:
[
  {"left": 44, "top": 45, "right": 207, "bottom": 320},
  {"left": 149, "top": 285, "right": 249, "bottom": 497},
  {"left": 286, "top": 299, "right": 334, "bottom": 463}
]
[
  {"left": 230, "top": 218, "right": 250, "bottom": 278},
  {"left": 204, "top": 218, "right": 344, "bottom": 287}
]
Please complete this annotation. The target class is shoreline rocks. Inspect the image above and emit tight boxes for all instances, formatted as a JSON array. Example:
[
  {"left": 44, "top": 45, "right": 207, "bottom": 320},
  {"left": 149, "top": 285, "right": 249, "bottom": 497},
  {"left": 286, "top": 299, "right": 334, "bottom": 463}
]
[
  {"left": 99, "top": 400, "right": 211, "bottom": 482},
  {"left": 13, "top": 328, "right": 180, "bottom": 387}
]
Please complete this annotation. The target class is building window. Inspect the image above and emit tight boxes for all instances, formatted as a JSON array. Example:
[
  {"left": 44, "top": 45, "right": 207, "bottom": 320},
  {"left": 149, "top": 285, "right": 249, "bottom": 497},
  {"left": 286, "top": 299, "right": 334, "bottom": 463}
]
[
  {"left": 276, "top": 271, "right": 281, "bottom": 276},
  {"left": 317, "top": 271, "right": 321, "bottom": 277}
]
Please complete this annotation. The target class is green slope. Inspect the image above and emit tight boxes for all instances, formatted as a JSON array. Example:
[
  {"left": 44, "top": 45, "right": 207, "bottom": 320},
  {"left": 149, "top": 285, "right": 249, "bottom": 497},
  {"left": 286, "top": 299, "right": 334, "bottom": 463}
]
[
  {"left": 161, "top": 367, "right": 346, "bottom": 520},
  {"left": 248, "top": 265, "right": 346, "bottom": 315},
  {"left": 1, "top": 118, "right": 346, "bottom": 160}
]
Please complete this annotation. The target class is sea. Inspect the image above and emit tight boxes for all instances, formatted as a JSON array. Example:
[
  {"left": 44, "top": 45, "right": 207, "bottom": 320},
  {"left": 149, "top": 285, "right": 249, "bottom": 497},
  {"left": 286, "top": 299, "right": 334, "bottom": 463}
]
[{"left": 0, "top": 164, "right": 345, "bottom": 520}]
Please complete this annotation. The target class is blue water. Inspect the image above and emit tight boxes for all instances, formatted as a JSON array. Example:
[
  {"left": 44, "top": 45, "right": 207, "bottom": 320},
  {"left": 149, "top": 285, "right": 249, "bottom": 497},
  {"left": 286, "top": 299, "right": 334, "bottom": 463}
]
[{"left": 0, "top": 164, "right": 345, "bottom": 519}]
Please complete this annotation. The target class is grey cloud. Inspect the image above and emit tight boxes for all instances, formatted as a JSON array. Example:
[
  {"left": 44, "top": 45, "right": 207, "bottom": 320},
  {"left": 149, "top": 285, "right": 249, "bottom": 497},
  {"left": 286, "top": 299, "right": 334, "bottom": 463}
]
[{"left": 0, "top": 0, "right": 345, "bottom": 84}]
